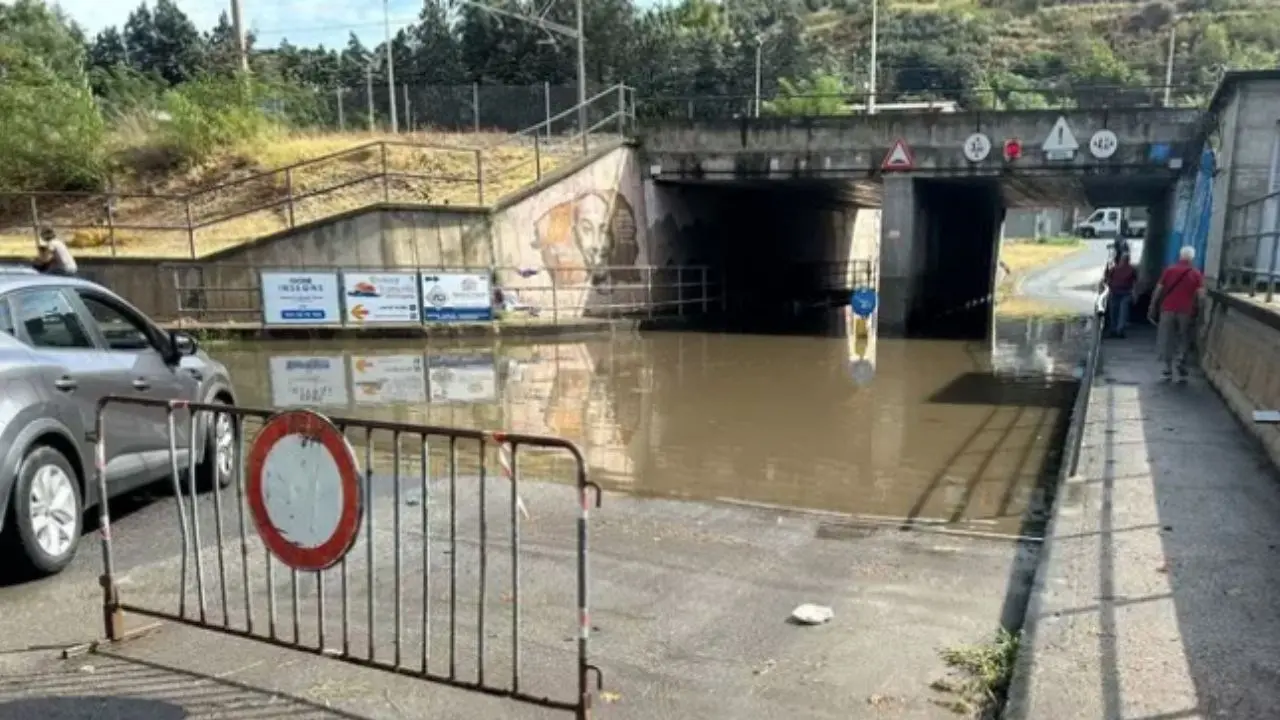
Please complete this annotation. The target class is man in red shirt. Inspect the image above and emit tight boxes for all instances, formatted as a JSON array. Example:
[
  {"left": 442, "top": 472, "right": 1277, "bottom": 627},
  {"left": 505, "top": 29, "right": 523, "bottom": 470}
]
[{"left": 1146, "top": 246, "right": 1205, "bottom": 382}]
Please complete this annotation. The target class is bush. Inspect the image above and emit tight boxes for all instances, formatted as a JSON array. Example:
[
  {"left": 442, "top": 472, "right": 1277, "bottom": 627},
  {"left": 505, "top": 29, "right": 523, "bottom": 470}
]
[
  {"left": 159, "top": 75, "right": 277, "bottom": 165},
  {"left": 0, "top": 5, "right": 108, "bottom": 191},
  {"left": 0, "top": 67, "right": 107, "bottom": 191}
]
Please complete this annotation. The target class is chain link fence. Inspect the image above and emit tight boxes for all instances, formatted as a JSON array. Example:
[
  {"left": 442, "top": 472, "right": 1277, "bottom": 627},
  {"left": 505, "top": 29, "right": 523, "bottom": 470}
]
[{"left": 264, "top": 82, "right": 613, "bottom": 135}]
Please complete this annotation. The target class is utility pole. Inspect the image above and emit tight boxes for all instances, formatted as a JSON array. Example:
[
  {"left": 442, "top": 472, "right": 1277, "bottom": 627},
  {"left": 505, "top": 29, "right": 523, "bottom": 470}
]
[
  {"left": 575, "top": 0, "right": 587, "bottom": 153},
  {"left": 336, "top": 87, "right": 345, "bottom": 130},
  {"left": 384, "top": 0, "right": 398, "bottom": 133},
  {"left": 753, "top": 34, "right": 764, "bottom": 118},
  {"left": 1163, "top": 25, "right": 1177, "bottom": 107},
  {"left": 229, "top": 0, "right": 249, "bottom": 72},
  {"left": 366, "top": 64, "right": 375, "bottom": 130},
  {"left": 868, "top": 0, "right": 878, "bottom": 114},
  {"left": 458, "top": 0, "right": 587, "bottom": 152}
]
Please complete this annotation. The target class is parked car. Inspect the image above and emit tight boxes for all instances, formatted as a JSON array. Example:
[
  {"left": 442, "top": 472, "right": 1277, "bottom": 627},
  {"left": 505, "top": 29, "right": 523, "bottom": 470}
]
[{"left": 0, "top": 272, "right": 238, "bottom": 577}]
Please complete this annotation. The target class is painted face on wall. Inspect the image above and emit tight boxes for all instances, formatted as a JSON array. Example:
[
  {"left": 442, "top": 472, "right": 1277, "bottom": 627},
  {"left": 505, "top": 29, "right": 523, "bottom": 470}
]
[{"left": 533, "top": 192, "right": 637, "bottom": 287}]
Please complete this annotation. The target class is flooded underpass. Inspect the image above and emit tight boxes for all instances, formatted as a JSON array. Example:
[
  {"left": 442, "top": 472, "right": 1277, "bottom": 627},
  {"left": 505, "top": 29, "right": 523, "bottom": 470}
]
[
  {"left": 211, "top": 316, "right": 1089, "bottom": 538},
  {"left": 0, "top": 313, "right": 1099, "bottom": 720}
]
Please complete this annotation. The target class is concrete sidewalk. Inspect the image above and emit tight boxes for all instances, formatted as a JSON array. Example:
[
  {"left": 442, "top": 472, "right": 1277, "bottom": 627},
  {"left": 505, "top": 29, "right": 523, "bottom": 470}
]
[{"left": 1005, "top": 327, "right": 1280, "bottom": 719}]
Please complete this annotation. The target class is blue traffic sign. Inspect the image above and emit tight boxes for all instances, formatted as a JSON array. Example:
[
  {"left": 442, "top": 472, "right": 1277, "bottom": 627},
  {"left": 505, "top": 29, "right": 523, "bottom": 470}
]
[{"left": 850, "top": 287, "right": 878, "bottom": 318}]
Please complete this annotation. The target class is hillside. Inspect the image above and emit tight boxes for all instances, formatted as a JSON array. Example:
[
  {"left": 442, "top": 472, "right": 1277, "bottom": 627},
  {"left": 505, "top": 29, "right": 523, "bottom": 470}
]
[{"left": 1, "top": 0, "right": 1277, "bottom": 260}]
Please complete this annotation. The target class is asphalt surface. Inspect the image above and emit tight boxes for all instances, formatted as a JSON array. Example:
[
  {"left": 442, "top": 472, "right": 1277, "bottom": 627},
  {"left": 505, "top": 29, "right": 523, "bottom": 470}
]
[
  {"left": 0, "top": 464, "right": 1037, "bottom": 719},
  {"left": 1018, "top": 239, "right": 1144, "bottom": 314}
]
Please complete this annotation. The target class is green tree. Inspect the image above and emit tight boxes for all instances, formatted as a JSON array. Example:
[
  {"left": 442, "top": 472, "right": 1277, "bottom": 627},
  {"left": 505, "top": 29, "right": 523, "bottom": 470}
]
[
  {"left": 0, "top": 0, "right": 106, "bottom": 190},
  {"left": 763, "top": 73, "right": 851, "bottom": 115}
]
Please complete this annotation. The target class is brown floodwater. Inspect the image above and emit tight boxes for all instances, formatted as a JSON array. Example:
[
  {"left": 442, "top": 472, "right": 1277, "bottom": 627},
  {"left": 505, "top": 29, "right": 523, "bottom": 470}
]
[{"left": 210, "top": 315, "right": 1090, "bottom": 535}]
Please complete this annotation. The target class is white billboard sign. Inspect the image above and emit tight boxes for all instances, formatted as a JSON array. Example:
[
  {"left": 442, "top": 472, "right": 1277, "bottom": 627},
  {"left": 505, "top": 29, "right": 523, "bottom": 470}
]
[
  {"left": 341, "top": 272, "right": 421, "bottom": 325},
  {"left": 260, "top": 272, "right": 342, "bottom": 326}
]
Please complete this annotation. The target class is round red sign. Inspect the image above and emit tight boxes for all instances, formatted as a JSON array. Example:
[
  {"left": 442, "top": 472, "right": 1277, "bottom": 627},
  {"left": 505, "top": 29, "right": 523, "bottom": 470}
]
[{"left": 246, "top": 409, "right": 363, "bottom": 571}]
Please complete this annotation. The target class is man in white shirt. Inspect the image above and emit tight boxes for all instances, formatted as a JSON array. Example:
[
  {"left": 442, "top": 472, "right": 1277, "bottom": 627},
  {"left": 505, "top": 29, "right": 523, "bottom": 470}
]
[{"left": 33, "top": 227, "right": 77, "bottom": 277}]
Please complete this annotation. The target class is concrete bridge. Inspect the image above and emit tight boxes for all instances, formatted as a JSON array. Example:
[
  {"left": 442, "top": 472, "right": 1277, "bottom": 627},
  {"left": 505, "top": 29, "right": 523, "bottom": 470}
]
[{"left": 639, "top": 107, "right": 1204, "bottom": 335}]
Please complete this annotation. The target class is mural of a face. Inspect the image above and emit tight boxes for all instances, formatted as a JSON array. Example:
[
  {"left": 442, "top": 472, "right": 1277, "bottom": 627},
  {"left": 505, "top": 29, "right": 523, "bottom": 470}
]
[{"left": 533, "top": 191, "right": 637, "bottom": 287}]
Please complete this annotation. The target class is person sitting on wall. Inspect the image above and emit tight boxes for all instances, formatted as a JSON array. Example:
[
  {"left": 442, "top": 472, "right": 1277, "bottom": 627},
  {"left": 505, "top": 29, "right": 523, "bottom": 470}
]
[{"left": 32, "top": 227, "right": 77, "bottom": 277}]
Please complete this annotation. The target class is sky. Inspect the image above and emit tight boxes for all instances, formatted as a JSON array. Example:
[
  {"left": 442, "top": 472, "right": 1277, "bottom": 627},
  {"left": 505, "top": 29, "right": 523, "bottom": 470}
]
[{"left": 55, "top": 0, "right": 435, "bottom": 50}]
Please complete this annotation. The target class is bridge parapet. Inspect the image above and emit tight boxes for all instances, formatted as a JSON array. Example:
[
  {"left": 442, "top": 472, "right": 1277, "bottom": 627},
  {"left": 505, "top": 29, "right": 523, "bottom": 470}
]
[{"left": 641, "top": 108, "right": 1204, "bottom": 179}]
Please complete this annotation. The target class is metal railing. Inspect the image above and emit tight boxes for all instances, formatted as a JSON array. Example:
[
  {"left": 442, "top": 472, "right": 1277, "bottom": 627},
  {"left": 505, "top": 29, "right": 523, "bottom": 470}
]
[
  {"left": 168, "top": 263, "right": 719, "bottom": 326},
  {"left": 1218, "top": 188, "right": 1280, "bottom": 301},
  {"left": 636, "top": 83, "right": 1212, "bottom": 121},
  {"left": 93, "top": 396, "right": 604, "bottom": 717},
  {"left": 0, "top": 85, "right": 636, "bottom": 261}
]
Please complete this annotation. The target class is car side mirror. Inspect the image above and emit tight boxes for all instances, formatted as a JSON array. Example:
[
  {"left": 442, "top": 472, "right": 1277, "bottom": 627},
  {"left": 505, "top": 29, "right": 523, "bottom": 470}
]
[{"left": 170, "top": 331, "right": 199, "bottom": 360}]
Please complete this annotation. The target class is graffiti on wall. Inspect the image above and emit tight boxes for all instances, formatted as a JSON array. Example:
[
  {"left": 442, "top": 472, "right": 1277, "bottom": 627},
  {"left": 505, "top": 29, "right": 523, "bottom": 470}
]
[{"left": 532, "top": 191, "right": 639, "bottom": 289}]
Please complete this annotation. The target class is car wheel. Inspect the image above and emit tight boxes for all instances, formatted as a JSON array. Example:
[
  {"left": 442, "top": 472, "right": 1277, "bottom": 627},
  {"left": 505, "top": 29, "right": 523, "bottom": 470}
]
[
  {"left": 1079, "top": 227, "right": 1095, "bottom": 239},
  {"left": 198, "top": 401, "right": 237, "bottom": 490},
  {"left": 8, "top": 446, "right": 82, "bottom": 576}
]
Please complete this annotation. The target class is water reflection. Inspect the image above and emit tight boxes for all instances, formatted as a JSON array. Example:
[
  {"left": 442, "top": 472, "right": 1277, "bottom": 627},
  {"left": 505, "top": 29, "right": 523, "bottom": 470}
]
[{"left": 214, "top": 316, "right": 1089, "bottom": 534}]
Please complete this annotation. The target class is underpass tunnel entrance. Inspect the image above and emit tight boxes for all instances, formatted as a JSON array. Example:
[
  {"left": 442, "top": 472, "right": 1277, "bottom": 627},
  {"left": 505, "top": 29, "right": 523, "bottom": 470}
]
[
  {"left": 647, "top": 179, "right": 880, "bottom": 336},
  {"left": 879, "top": 176, "right": 1004, "bottom": 340},
  {"left": 914, "top": 178, "right": 1003, "bottom": 338}
]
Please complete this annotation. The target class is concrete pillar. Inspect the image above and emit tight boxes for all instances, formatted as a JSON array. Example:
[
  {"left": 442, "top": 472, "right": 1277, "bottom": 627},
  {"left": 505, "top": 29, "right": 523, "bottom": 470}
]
[
  {"left": 877, "top": 175, "right": 921, "bottom": 336},
  {"left": 1140, "top": 192, "right": 1175, "bottom": 292}
]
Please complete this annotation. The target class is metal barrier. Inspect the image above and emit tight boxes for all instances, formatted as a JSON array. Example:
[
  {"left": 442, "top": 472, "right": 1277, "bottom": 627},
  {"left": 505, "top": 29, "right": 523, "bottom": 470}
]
[
  {"left": 167, "top": 263, "right": 722, "bottom": 325},
  {"left": 93, "top": 396, "right": 604, "bottom": 718}
]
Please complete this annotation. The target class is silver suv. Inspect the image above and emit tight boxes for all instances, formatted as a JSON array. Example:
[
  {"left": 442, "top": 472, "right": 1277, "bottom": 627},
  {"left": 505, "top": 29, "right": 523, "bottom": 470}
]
[{"left": 0, "top": 272, "right": 237, "bottom": 577}]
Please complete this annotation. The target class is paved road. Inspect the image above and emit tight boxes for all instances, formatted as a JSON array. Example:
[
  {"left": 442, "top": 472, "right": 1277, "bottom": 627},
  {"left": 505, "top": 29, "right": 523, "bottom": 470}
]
[
  {"left": 0, "top": 465, "right": 1032, "bottom": 719},
  {"left": 1017, "top": 239, "right": 1143, "bottom": 314}
]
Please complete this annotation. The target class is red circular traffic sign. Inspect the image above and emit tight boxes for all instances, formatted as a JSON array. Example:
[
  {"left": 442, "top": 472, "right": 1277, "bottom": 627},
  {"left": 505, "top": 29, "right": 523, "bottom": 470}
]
[{"left": 246, "top": 409, "right": 363, "bottom": 571}]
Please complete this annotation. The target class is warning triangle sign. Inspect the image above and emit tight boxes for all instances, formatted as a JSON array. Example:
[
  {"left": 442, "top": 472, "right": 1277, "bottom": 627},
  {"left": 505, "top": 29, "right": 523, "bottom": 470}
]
[
  {"left": 1043, "top": 116, "right": 1079, "bottom": 152},
  {"left": 881, "top": 138, "right": 915, "bottom": 171}
]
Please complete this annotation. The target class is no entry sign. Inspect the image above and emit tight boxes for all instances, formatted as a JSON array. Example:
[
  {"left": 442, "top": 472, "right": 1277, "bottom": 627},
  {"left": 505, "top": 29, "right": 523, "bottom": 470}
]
[{"left": 246, "top": 409, "right": 363, "bottom": 571}]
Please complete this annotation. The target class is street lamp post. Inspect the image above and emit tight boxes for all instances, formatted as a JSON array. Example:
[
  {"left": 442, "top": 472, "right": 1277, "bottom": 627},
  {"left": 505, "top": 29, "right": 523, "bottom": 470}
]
[
  {"left": 868, "top": 0, "right": 878, "bottom": 114},
  {"left": 384, "top": 0, "right": 398, "bottom": 132}
]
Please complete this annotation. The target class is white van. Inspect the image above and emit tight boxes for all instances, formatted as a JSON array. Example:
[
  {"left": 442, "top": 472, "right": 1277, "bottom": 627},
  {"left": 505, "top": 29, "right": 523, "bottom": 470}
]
[{"left": 1076, "top": 207, "right": 1147, "bottom": 239}]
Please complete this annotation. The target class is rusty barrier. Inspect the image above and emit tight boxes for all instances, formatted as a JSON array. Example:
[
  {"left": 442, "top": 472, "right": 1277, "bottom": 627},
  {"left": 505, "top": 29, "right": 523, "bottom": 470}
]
[{"left": 92, "top": 395, "right": 604, "bottom": 717}]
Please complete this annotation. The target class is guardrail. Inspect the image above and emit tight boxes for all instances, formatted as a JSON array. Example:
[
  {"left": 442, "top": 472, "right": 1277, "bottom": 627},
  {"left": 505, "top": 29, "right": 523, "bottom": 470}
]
[
  {"left": 1218, "top": 188, "right": 1280, "bottom": 301},
  {"left": 0, "top": 86, "right": 636, "bottom": 260},
  {"left": 169, "top": 263, "right": 720, "bottom": 327},
  {"left": 636, "top": 82, "right": 1212, "bottom": 121},
  {"left": 1061, "top": 284, "right": 1109, "bottom": 480}
]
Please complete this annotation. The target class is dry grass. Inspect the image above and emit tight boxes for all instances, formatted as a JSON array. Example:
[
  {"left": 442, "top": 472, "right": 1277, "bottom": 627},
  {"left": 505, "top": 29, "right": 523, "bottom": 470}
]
[
  {"left": 0, "top": 129, "right": 583, "bottom": 260},
  {"left": 999, "top": 240, "right": 1082, "bottom": 275},
  {"left": 994, "top": 239, "right": 1084, "bottom": 317}
]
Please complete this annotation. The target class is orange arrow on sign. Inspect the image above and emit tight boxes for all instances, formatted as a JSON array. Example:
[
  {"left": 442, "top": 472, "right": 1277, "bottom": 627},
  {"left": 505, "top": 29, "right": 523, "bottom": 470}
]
[{"left": 350, "top": 304, "right": 369, "bottom": 321}]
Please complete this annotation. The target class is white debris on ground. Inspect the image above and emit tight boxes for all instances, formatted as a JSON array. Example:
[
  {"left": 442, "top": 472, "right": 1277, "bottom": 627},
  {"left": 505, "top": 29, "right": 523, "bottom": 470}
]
[{"left": 790, "top": 604, "right": 834, "bottom": 625}]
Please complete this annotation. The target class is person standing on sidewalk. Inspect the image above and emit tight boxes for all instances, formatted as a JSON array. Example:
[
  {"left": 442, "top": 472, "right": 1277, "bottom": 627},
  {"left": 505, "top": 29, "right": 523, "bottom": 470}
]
[
  {"left": 1147, "top": 246, "right": 1205, "bottom": 382},
  {"left": 1104, "top": 252, "right": 1137, "bottom": 337}
]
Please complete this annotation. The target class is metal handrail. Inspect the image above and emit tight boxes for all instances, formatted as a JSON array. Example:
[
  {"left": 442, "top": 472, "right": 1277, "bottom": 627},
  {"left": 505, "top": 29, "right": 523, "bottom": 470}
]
[{"left": 4, "top": 85, "right": 638, "bottom": 259}]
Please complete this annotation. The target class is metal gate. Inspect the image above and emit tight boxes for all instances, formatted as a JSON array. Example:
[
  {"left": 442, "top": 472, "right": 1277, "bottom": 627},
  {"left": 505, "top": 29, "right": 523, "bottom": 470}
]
[{"left": 92, "top": 396, "right": 604, "bottom": 717}]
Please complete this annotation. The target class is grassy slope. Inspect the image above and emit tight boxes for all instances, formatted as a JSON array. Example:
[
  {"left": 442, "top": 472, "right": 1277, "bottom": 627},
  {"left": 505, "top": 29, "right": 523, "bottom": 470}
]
[{"left": 0, "top": 130, "right": 569, "bottom": 259}]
